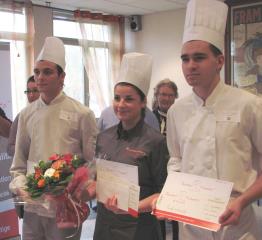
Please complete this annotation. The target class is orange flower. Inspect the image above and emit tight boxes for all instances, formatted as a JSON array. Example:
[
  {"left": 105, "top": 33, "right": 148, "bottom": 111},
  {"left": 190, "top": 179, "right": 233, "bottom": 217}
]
[
  {"left": 34, "top": 167, "right": 42, "bottom": 180},
  {"left": 37, "top": 179, "right": 46, "bottom": 188},
  {"left": 53, "top": 170, "right": 60, "bottom": 180},
  {"left": 51, "top": 160, "right": 66, "bottom": 170}
]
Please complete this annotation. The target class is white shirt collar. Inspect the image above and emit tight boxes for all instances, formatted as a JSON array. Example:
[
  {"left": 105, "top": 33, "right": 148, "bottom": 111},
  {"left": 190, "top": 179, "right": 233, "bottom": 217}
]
[{"left": 192, "top": 80, "right": 225, "bottom": 108}]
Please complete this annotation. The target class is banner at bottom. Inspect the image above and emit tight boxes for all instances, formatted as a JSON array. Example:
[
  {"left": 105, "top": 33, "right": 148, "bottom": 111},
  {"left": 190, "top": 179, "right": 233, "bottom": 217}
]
[{"left": 0, "top": 209, "right": 19, "bottom": 239}]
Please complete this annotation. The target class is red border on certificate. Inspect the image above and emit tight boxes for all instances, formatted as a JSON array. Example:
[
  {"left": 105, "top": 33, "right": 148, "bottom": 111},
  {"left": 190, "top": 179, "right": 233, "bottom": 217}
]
[
  {"left": 153, "top": 208, "right": 221, "bottom": 231},
  {"left": 128, "top": 208, "right": 138, "bottom": 217}
]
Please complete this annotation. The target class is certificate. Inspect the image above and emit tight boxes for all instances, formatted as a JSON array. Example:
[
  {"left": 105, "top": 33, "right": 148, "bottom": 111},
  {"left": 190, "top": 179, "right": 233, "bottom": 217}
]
[
  {"left": 96, "top": 159, "right": 140, "bottom": 217},
  {"left": 153, "top": 172, "right": 233, "bottom": 231}
]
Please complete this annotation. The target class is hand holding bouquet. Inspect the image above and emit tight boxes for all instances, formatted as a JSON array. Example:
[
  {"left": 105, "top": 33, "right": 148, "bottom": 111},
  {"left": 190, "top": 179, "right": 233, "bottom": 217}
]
[{"left": 26, "top": 153, "right": 90, "bottom": 229}]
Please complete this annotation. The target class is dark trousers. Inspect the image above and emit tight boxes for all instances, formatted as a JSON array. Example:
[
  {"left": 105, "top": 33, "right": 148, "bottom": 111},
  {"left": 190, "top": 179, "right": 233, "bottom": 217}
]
[
  {"left": 159, "top": 220, "right": 179, "bottom": 240},
  {"left": 172, "top": 221, "right": 179, "bottom": 240},
  {"left": 159, "top": 220, "right": 166, "bottom": 239}
]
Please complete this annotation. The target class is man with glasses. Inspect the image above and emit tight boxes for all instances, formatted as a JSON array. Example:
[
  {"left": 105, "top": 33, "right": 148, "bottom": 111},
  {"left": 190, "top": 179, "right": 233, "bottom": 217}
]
[
  {"left": 152, "top": 79, "right": 178, "bottom": 136},
  {"left": 23, "top": 76, "right": 40, "bottom": 103}
]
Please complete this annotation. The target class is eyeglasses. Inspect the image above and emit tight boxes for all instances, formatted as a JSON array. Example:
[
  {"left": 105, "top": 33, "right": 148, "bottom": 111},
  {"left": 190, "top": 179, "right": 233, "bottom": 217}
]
[
  {"left": 24, "top": 89, "right": 39, "bottom": 94},
  {"left": 158, "top": 93, "right": 176, "bottom": 98}
]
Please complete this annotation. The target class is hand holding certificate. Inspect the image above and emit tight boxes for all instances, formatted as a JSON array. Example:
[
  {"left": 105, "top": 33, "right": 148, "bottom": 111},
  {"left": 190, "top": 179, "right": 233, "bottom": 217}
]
[
  {"left": 96, "top": 159, "right": 140, "bottom": 217},
  {"left": 153, "top": 172, "right": 233, "bottom": 231}
]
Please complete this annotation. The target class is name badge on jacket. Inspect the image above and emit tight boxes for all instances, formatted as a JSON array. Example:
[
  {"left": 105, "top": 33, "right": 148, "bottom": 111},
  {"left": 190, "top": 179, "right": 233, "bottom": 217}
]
[
  {"left": 59, "top": 110, "right": 78, "bottom": 122},
  {"left": 216, "top": 111, "right": 240, "bottom": 123}
]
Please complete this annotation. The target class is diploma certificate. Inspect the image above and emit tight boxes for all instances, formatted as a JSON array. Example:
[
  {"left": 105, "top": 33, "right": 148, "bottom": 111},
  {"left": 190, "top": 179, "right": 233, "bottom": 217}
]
[
  {"left": 96, "top": 159, "right": 140, "bottom": 217},
  {"left": 154, "top": 172, "right": 233, "bottom": 231}
]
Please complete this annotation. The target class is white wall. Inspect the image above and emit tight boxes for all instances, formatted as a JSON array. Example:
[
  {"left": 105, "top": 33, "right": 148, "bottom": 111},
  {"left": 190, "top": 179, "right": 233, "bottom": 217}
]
[{"left": 125, "top": 9, "right": 192, "bottom": 106}]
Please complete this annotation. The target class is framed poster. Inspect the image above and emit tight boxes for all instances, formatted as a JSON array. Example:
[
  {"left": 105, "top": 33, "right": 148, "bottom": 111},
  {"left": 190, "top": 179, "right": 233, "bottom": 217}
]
[{"left": 225, "top": 0, "right": 262, "bottom": 95}]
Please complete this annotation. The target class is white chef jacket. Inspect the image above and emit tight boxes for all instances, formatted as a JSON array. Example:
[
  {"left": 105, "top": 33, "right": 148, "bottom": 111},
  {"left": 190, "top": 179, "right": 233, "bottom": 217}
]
[
  {"left": 9, "top": 92, "right": 98, "bottom": 217},
  {"left": 167, "top": 80, "right": 262, "bottom": 240}
]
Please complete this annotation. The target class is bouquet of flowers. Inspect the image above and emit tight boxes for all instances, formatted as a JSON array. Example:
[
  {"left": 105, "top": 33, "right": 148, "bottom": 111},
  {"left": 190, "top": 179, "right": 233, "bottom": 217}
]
[{"left": 26, "top": 153, "right": 90, "bottom": 230}]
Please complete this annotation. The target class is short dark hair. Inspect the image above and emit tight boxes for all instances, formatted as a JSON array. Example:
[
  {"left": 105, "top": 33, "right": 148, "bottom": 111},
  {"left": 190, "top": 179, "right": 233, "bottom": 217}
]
[
  {"left": 36, "top": 60, "right": 64, "bottom": 76},
  {"left": 115, "top": 82, "right": 146, "bottom": 101},
  {"left": 56, "top": 64, "right": 64, "bottom": 76},
  {"left": 209, "top": 44, "right": 223, "bottom": 57},
  {"left": 27, "top": 75, "right": 35, "bottom": 84}
]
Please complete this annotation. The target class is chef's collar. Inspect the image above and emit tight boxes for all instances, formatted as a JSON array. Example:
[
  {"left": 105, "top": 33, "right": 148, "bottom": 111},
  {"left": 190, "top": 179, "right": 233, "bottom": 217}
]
[
  {"left": 192, "top": 80, "right": 225, "bottom": 107},
  {"left": 39, "top": 91, "right": 65, "bottom": 106},
  {"left": 117, "top": 118, "right": 144, "bottom": 140}
]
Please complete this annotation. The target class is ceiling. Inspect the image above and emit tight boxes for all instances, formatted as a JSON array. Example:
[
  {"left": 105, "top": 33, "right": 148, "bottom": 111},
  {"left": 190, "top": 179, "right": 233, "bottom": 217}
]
[{"left": 31, "top": 0, "right": 189, "bottom": 16}]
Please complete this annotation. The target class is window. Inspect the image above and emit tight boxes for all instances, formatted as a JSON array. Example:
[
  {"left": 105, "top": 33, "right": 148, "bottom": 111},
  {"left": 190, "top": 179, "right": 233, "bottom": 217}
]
[
  {"left": 0, "top": 11, "right": 26, "bottom": 33},
  {"left": 0, "top": 6, "right": 28, "bottom": 118},
  {"left": 53, "top": 11, "right": 111, "bottom": 117},
  {"left": 53, "top": 18, "right": 86, "bottom": 104}
]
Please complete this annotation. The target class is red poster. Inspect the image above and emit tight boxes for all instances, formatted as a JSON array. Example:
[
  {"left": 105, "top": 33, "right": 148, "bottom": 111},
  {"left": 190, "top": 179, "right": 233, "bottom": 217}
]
[{"left": 0, "top": 209, "right": 19, "bottom": 239}]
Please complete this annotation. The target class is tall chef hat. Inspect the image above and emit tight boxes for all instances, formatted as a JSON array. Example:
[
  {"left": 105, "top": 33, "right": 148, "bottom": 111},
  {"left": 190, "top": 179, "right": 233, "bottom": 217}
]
[
  {"left": 182, "top": 0, "right": 228, "bottom": 52},
  {"left": 36, "top": 36, "right": 66, "bottom": 70},
  {"left": 117, "top": 52, "right": 153, "bottom": 96}
]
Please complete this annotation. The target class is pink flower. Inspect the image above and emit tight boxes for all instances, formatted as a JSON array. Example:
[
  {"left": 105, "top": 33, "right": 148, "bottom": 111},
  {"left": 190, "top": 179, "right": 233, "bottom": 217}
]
[
  {"left": 49, "top": 153, "right": 60, "bottom": 161},
  {"left": 61, "top": 153, "right": 73, "bottom": 164}
]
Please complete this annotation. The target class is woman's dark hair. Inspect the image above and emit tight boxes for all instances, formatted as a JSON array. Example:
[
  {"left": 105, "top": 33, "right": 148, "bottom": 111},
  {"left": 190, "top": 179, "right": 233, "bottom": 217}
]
[
  {"left": 36, "top": 60, "right": 64, "bottom": 76},
  {"left": 115, "top": 82, "right": 145, "bottom": 101},
  {"left": 114, "top": 82, "right": 146, "bottom": 117},
  {"left": 152, "top": 78, "right": 178, "bottom": 111},
  {"left": 209, "top": 44, "right": 222, "bottom": 57},
  {"left": 56, "top": 64, "right": 64, "bottom": 76}
]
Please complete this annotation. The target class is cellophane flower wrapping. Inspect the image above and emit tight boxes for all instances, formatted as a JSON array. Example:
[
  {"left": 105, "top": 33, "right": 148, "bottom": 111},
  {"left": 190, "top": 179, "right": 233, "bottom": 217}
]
[{"left": 26, "top": 153, "right": 90, "bottom": 229}]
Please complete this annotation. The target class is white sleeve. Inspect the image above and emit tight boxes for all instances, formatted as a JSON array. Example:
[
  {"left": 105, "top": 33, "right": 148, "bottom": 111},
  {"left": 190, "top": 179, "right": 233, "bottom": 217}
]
[
  {"left": 166, "top": 106, "right": 182, "bottom": 173},
  {"left": 250, "top": 97, "right": 262, "bottom": 173},
  {"left": 9, "top": 111, "right": 30, "bottom": 194}
]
